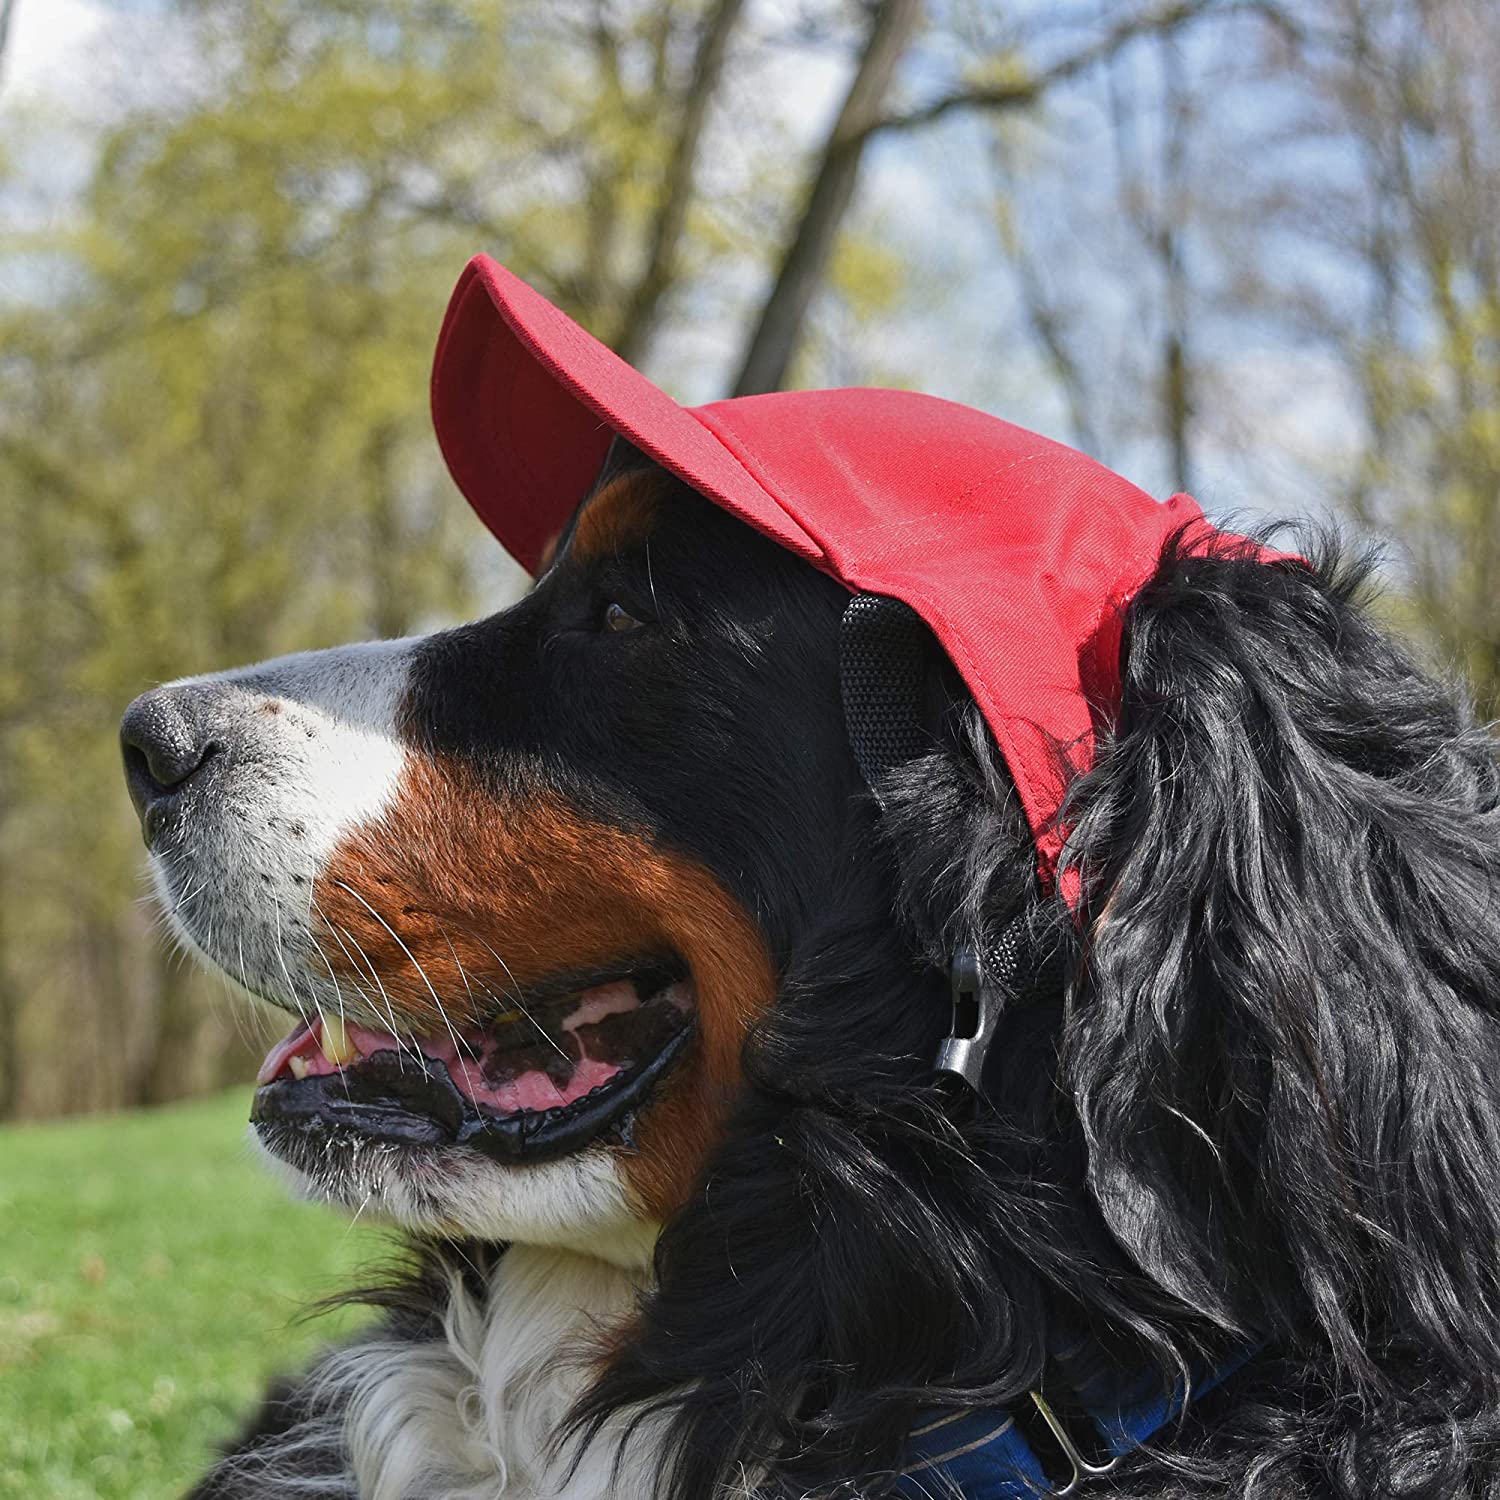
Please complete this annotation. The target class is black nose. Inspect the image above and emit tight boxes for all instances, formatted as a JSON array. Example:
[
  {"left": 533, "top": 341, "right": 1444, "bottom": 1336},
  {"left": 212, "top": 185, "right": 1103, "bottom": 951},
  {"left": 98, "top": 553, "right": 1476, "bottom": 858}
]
[{"left": 120, "top": 686, "right": 225, "bottom": 845}]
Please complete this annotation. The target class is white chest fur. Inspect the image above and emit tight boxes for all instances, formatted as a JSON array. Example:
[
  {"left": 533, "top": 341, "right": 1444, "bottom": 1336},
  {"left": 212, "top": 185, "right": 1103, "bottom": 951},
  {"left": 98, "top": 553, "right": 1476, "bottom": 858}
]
[{"left": 324, "top": 1245, "right": 662, "bottom": 1499}]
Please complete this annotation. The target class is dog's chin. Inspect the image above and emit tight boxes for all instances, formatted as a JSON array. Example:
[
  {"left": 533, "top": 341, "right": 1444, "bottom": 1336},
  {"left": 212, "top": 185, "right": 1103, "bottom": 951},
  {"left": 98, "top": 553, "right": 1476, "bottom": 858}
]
[{"left": 251, "top": 1123, "right": 661, "bottom": 1268}]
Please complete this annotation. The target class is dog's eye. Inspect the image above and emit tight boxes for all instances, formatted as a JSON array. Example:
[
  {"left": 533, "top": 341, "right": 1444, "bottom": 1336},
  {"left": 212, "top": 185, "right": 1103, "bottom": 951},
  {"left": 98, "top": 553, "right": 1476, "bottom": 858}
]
[{"left": 602, "top": 601, "right": 645, "bottom": 634}]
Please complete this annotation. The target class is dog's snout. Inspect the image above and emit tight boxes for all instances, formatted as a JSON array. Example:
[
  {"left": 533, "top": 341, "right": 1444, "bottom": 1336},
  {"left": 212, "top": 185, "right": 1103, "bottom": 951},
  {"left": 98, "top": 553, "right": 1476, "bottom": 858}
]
[{"left": 120, "top": 687, "right": 227, "bottom": 844}]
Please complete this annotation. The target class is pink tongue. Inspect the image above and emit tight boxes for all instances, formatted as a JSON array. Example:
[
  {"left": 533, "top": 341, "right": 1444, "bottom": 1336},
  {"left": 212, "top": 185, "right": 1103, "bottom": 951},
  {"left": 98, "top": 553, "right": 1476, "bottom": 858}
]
[{"left": 453, "top": 1056, "right": 622, "bottom": 1113}]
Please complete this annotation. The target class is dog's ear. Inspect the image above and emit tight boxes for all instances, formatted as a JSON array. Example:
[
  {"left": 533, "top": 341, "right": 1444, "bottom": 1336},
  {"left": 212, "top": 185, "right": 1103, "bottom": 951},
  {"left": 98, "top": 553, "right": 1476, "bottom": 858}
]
[{"left": 1064, "top": 535, "right": 1500, "bottom": 1380}]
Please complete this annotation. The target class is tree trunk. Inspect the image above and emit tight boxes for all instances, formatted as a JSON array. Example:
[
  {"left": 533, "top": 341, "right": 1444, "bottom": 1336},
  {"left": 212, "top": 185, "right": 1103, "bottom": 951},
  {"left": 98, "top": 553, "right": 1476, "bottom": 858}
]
[
  {"left": 731, "top": 0, "right": 923, "bottom": 397},
  {"left": 613, "top": 0, "right": 748, "bottom": 365},
  {"left": 1157, "top": 36, "right": 1193, "bottom": 494},
  {"left": 0, "top": 884, "right": 20, "bottom": 1119},
  {"left": 365, "top": 421, "right": 408, "bottom": 640},
  {"left": 136, "top": 943, "right": 202, "bottom": 1107},
  {"left": 0, "top": 0, "right": 18, "bottom": 91}
]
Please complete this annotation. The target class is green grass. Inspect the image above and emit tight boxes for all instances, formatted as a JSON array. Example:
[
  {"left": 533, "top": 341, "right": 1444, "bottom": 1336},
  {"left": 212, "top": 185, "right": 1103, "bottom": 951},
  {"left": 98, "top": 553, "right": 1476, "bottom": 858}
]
[{"left": 1, "top": 1090, "right": 386, "bottom": 1499}]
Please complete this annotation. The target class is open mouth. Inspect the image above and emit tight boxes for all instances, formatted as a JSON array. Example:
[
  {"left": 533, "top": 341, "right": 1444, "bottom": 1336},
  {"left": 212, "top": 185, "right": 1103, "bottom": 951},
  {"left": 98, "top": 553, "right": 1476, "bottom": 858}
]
[{"left": 250, "top": 968, "right": 695, "bottom": 1165}]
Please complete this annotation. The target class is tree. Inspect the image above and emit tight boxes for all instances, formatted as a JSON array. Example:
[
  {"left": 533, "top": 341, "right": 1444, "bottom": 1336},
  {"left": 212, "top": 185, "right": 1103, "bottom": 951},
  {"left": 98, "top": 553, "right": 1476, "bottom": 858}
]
[
  {"left": 1307, "top": 1, "right": 1500, "bottom": 711},
  {"left": 733, "top": 0, "right": 923, "bottom": 396},
  {"left": 0, "top": 0, "right": 17, "bottom": 91},
  {"left": 613, "top": 0, "right": 749, "bottom": 365},
  {"left": 733, "top": 0, "right": 1235, "bottom": 400}
]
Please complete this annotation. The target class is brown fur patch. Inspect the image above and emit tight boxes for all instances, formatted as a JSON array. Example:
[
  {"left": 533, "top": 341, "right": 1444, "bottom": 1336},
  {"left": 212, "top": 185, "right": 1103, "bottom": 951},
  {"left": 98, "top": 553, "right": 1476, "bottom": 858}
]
[
  {"left": 533, "top": 530, "right": 563, "bottom": 575},
  {"left": 569, "top": 470, "right": 664, "bottom": 565},
  {"left": 311, "top": 754, "right": 774, "bottom": 1219}
]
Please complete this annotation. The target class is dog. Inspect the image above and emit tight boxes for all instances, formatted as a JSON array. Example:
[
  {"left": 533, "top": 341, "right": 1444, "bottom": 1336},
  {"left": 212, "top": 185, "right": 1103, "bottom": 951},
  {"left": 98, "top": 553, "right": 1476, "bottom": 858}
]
[{"left": 121, "top": 263, "right": 1500, "bottom": 1500}]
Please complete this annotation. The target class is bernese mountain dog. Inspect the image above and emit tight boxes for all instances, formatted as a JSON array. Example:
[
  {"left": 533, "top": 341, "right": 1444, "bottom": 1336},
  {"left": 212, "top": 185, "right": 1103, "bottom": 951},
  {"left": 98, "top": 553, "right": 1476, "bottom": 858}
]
[{"left": 120, "top": 268, "right": 1500, "bottom": 1500}]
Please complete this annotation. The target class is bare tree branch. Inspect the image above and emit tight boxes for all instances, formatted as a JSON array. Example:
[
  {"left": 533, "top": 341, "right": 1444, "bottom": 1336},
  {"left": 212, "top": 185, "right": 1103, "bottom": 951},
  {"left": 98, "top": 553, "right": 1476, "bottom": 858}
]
[
  {"left": 614, "top": 0, "right": 749, "bottom": 365},
  {"left": 732, "top": 0, "right": 923, "bottom": 397},
  {"left": 866, "top": 0, "right": 1223, "bottom": 140},
  {"left": 0, "top": 0, "right": 19, "bottom": 94},
  {"left": 1157, "top": 30, "right": 1195, "bottom": 493},
  {"left": 578, "top": 0, "right": 628, "bottom": 324},
  {"left": 1009, "top": 237, "right": 1100, "bottom": 454},
  {"left": 985, "top": 117, "right": 1102, "bottom": 455},
  {"left": 0, "top": 861, "right": 19, "bottom": 1119},
  {"left": 731, "top": 0, "right": 1247, "bottom": 400}
]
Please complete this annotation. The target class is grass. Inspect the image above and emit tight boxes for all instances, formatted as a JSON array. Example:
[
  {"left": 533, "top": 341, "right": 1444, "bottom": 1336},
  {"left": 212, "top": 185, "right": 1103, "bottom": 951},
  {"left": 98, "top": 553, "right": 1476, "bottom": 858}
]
[{"left": 1, "top": 1090, "right": 387, "bottom": 1499}]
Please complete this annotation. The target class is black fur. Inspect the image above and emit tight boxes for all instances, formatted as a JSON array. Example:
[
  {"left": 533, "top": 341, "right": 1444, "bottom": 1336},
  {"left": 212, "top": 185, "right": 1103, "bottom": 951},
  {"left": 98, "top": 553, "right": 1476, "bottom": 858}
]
[
  {"left": 403, "top": 442, "right": 858, "bottom": 970},
  {"left": 574, "top": 529, "right": 1500, "bottom": 1498},
  {"left": 203, "top": 473, "right": 1500, "bottom": 1498}
]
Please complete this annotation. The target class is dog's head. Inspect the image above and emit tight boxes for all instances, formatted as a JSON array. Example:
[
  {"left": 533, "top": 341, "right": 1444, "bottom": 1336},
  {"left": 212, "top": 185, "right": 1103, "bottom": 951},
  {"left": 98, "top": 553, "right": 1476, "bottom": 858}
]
[
  {"left": 123, "top": 342, "right": 1500, "bottom": 1492},
  {"left": 123, "top": 451, "right": 1500, "bottom": 1492},
  {"left": 121, "top": 446, "right": 857, "bottom": 1259}
]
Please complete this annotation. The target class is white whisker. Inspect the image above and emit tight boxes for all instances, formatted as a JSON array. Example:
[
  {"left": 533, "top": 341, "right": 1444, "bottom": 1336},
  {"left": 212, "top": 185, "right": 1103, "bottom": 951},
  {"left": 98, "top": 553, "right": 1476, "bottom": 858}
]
[
  {"left": 330, "top": 882, "right": 471, "bottom": 1071},
  {"left": 431, "top": 913, "right": 569, "bottom": 1063},
  {"left": 271, "top": 900, "right": 312, "bottom": 1031},
  {"left": 324, "top": 916, "right": 419, "bottom": 1068}
]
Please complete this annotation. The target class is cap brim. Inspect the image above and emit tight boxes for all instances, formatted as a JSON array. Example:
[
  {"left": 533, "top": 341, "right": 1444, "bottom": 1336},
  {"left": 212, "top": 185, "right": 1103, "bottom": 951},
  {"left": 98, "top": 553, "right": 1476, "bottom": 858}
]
[{"left": 431, "top": 256, "right": 825, "bottom": 574}]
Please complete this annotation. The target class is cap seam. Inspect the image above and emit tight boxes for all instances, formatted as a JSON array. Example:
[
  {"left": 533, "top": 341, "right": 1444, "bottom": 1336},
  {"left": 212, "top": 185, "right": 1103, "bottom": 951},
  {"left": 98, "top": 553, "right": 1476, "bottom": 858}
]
[{"left": 688, "top": 407, "right": 836, "bottom": 566}]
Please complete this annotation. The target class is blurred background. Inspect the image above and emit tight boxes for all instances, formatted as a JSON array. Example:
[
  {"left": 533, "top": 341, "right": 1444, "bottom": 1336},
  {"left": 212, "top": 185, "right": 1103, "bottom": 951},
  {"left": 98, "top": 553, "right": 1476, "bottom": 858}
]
[
  {"left": 0, "top": 0, "right": 1497, "bottom": 1120},
  {"left": 2, "top": 1, "right": 1498, "bottom": 1491}
]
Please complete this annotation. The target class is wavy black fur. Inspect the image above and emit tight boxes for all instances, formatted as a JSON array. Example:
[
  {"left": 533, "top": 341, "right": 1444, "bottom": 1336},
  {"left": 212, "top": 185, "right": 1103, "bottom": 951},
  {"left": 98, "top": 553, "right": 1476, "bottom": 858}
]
[{"left": 572, "top": 531, "right": 1500, "bottom": 1499}]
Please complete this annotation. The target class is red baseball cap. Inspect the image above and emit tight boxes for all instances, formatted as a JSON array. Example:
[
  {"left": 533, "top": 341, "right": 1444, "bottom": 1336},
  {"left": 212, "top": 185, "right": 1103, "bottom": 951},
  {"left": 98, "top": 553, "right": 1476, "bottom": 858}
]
[{"left": 431, "top": 255, "right": 1263, "bottom": 894}]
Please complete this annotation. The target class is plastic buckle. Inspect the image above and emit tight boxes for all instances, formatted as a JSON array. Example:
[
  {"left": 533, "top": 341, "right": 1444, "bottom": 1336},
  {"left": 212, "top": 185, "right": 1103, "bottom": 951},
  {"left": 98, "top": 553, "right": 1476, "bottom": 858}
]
[{"left": 934, "top": 946, "right": 1001, "bottom": 1093}]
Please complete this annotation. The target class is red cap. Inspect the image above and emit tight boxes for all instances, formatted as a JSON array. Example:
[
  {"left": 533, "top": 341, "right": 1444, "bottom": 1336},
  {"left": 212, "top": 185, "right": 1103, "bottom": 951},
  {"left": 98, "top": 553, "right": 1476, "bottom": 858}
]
[{"left": 432, "top": 255, "right": 1248, "bottom": 895}]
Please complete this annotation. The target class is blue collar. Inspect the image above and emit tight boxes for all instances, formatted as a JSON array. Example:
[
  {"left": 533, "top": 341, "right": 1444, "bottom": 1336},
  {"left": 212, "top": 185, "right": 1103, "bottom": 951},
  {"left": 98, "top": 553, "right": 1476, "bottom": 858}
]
[{"left": 897, "top": 1342, "right": 1258, "bottom": 1498}]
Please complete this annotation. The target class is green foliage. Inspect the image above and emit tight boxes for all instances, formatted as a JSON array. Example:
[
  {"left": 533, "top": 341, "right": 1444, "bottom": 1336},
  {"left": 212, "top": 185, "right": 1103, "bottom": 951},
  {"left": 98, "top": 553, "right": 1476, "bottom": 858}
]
[
  {"left": 1355, "top": 295, "right": 1500, "bottom": 713},
  {"left": 0, "top": 1089, "right": 384, "bottom": 1498}
]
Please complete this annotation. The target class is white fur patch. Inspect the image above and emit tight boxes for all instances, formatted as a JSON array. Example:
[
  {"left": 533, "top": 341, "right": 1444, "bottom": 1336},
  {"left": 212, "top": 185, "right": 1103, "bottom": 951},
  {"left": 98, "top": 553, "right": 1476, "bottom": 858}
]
[
  {"left": 209, "top": 1247, "right": 672, "bottom": 1498},
  {"left": 254, "top": 1130, "right": 659, "bottom": 1272},
  {"left": 323, "top": 1247, "right": 663, "bottom": 1500},
  {"left": 151, "top": 634, "right": 668, "bottom": 1251},
  {"left": 149, "top": 638, "right": 416, "bottom": 1016}
]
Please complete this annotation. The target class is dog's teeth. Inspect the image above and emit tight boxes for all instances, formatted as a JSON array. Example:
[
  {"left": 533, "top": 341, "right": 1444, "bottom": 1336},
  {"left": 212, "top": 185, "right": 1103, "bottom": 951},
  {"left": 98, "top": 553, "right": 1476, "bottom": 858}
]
[
  {"left": 288, "top": 1055, "right": 311, "bottom": 1080},
  {"left": 320, "top": 1015, "right": 356, "bottom": 1066}
]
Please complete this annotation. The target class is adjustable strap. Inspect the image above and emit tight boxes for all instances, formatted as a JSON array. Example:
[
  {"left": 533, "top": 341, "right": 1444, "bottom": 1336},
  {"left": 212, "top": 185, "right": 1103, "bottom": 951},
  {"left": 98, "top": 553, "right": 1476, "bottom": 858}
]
[
  {"left": 841, "top": 594, "right": 1058, "bottom": 1093},
  {"left": 898, "top": 1407, "right": 1049, "bottom": 1499},
  {"left": 840, "top": 593, "right": 934, "bottom": 812},
  {"left": 897, "top": 1345, "right": 1259, "bottom": 1498}
]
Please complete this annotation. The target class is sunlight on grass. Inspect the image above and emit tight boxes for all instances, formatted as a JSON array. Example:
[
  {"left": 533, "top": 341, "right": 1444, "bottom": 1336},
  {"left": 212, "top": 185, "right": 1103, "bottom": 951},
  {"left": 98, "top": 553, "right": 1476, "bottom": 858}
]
[{"left": 1, "top": 1091, "right": 386, "bottom": 1498}]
